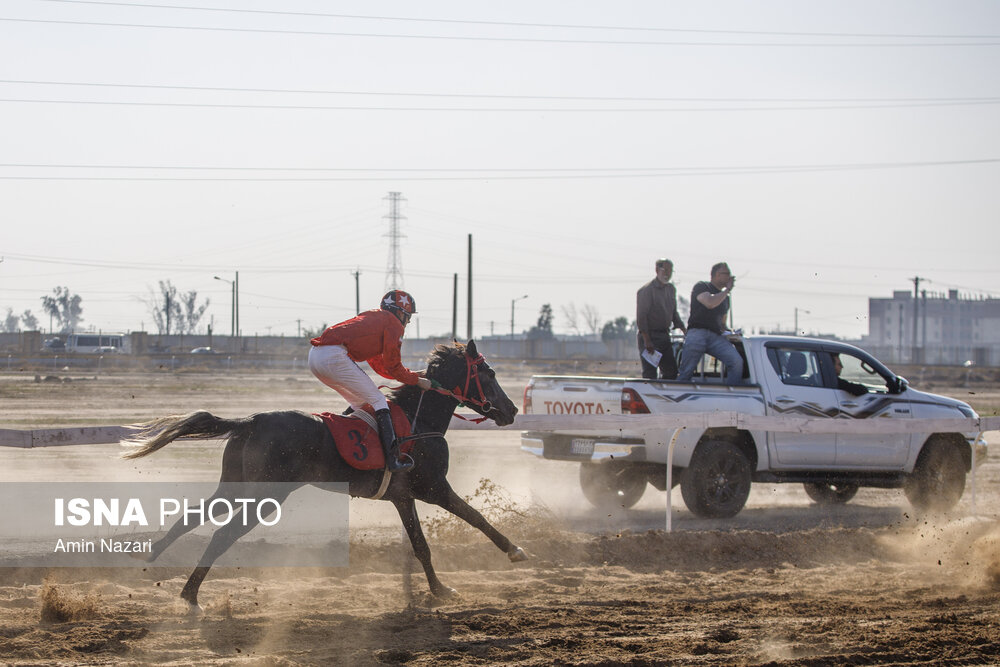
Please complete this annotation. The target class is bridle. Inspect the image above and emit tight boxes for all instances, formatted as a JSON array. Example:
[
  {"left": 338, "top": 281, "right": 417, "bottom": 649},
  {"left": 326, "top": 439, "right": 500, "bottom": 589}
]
[
  {"left": 446, "top": 352, "right": 493, "bottom": 413},
  {"left": 413, "top": 352, "right": 493, "bottom": 428}
]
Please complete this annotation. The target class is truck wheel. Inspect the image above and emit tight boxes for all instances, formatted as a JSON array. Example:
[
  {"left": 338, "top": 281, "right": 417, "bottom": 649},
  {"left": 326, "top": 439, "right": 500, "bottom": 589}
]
[
  {"left": 680, "top": 440, "right": 751, "bottom": 518},
  {"left": 904, "top": 439, "right": 966, "bottom": 512},
  {"left": 579, "top": 462, "right": 647, "bottom": 510},
  {"left": 803, "top": 482, "right": 859, "bottom": 505}
]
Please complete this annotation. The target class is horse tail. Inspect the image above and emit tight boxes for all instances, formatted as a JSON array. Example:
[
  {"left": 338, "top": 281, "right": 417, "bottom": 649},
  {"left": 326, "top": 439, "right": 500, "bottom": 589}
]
[{"left": 121, "top": 410, "right": 249, "bottom": 460}]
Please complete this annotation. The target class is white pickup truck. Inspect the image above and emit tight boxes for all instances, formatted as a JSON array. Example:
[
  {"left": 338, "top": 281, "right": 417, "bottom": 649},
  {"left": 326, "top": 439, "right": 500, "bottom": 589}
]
[{"left": 521, "top": 335, "right": 986, "bottom": 518}]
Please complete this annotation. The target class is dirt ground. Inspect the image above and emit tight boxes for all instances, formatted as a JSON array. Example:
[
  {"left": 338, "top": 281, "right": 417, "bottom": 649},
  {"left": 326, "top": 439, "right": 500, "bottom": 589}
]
[{"left": 1, "top": 366, "right": 999, "bottom": 666}]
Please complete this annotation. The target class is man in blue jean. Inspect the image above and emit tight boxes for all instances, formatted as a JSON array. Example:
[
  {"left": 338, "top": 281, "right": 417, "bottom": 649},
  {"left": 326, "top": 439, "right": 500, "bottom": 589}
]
[{"left": 677, "top": 262, "right": 744, "bottom": 385}]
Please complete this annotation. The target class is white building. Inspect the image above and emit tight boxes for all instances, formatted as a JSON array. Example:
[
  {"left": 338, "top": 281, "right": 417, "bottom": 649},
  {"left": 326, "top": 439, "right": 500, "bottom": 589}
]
[{"left": 865, "top": 290, "right": 1000, "bottom": 366}]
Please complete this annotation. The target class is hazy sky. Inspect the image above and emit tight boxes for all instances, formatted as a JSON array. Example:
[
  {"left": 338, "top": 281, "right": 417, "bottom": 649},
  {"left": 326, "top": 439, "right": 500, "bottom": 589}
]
[{"left": 2, "top": 0, "right": 998, "bottom": 341}]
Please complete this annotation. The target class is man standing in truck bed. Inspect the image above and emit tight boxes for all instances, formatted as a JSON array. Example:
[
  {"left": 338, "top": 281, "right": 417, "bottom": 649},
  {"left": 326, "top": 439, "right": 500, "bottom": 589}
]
[
  {"left": 636, "top": 258, "right": 687, "bottom": 379},
  {"left": 677, "top": 262, "right": 744, "bottom": 385}
]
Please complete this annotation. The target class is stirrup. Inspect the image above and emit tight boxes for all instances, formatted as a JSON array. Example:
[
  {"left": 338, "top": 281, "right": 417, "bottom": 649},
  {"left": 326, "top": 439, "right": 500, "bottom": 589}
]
[{"left": 385, "top": 452, "right": 414, "bottom": 473}]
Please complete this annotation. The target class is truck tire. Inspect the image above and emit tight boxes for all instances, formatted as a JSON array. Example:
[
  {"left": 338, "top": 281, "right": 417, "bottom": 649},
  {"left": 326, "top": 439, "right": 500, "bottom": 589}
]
[
  {"left": 803, "top": 482, "right": 859, "bottom": 505},
  {"left": 680, "top": 440, "right": 752, "bottom": 518},
  {"left": 579, "top": 461, "right": 647, "bottom": 510},
  {"left": 904, "top": 439, "right": 966, "bottom": 512}
]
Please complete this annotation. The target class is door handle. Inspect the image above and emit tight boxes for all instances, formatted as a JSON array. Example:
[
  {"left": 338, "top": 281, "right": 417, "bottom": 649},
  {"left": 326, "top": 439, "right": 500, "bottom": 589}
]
[
  {"left": 841, "top": 401, "right": 858, "bottom": 408},
  {"left": 775, "top": 396, "right": 795, "bottom": 404}
]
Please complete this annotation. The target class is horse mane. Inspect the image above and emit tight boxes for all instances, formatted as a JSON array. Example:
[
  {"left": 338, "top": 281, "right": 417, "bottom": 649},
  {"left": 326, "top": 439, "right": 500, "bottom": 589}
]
[
  {"left": 387, "top": 342, "right": 466, "bottom": 404},
  {"left": 426, "top": 342, "right": 465, "bottom": 374}
]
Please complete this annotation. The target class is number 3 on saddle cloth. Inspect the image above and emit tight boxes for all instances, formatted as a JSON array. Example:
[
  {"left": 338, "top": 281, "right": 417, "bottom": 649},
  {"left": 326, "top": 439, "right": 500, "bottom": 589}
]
[{"left": 314, "top": 404, "right": 414, "bottom": 471}]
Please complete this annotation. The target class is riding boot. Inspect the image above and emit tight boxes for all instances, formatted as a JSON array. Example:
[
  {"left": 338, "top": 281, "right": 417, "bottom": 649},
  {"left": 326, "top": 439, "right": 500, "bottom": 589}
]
[
  {"left": 341, "top": 406, "right": 355, "bottom": 416},
  {"left": 375, "top": 408, "right": 413, "bottom": 473}
]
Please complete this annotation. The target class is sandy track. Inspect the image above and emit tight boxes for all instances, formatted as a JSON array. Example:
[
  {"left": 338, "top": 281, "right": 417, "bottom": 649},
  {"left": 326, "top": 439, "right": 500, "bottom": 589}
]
[{"left": 1, "top": 370, "right": 999, "bottom": 665}]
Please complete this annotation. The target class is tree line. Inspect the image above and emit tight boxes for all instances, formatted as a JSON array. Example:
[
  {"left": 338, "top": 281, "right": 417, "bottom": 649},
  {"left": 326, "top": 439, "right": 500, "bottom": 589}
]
[
  {"left": 524, "top": 302, "right": 639, "bottom": 344},
  {"left": 1, "top": 282, "right": 210, "bottom": 335}
]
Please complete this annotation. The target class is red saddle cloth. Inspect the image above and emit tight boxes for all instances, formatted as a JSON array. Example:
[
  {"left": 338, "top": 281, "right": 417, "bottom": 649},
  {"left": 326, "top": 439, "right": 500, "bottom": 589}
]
[{"left": 315, "top": 404, "right": 414, "bottom": 471}]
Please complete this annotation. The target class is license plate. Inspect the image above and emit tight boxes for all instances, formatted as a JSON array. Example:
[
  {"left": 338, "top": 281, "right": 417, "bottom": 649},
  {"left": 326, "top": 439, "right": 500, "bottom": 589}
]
[{"left": 570, "top": 438, "right": 596, "bottom": 456}]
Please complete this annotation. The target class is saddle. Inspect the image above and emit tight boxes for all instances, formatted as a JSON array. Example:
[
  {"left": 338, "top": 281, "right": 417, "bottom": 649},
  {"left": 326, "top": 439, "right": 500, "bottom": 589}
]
[{"left": 315, "top": 404, "right": 414, "bottom": 471}]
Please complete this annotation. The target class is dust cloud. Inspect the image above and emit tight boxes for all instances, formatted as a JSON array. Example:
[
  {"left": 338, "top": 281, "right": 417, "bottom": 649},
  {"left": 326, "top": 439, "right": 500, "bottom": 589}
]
[{"left": 1, "top": 371, "right": 999, "bottom": 664}]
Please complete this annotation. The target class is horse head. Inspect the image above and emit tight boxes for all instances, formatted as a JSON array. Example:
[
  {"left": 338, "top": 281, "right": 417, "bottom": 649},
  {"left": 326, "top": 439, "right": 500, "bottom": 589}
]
[{"left": 427, "top": 340, "right": 518, "bottom": 427}]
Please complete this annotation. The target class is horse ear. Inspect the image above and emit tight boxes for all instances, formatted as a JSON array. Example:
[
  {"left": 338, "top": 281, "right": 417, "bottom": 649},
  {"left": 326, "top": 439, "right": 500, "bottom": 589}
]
[{"left": 466, "top": 339, "right": 478, "bottom": 357}]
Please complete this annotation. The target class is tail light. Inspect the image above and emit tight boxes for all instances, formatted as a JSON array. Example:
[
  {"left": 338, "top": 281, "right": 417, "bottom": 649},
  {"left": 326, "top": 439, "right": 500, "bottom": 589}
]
[
  {"left": 522, "top": 382, "right": 533, "bottom": 414},
  {"left": 621, "top": 388, "right": 650, "bottom": 414}
]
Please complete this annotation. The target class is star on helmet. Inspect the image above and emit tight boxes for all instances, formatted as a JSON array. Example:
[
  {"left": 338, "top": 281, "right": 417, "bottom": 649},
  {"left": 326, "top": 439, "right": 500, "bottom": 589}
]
[
  {"left": 383, "top": 296, "right": 395, "bottom": 308},
  {"left": 398, "top": 294, "right": 411, "bottom": 308}
]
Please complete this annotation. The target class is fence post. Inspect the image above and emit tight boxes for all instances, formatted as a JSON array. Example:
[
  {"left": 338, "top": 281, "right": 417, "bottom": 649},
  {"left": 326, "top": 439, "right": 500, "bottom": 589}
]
[{"left": 665, "top": 427, "right": 683, "bottom": 533}]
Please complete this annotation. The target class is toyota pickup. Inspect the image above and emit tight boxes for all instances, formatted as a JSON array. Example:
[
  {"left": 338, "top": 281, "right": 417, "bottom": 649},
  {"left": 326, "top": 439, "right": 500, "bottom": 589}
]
[{"left": 521, "top": 335, "right": 986, "bottom": 518}]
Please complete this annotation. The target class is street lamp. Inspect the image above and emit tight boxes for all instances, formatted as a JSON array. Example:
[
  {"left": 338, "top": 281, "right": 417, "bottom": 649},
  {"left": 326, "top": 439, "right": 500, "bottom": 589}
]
[
  {"left": 214, "top": 274, "right": 236, "bottom": 338},
  {"left": 511, "top": 295, "right": 529, "bottom": 339}
]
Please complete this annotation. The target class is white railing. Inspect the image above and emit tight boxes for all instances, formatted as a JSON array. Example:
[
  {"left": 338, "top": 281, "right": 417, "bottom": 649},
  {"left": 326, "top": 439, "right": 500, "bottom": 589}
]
[{"left": 450, "top": 412, "right": 1000, "bottom": 433}]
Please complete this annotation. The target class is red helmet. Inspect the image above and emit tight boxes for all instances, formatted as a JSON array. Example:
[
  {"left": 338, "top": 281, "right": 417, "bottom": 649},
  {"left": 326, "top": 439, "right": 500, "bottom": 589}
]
[{"left": 381, "top": 290, "right": 417, "bottom": 316}]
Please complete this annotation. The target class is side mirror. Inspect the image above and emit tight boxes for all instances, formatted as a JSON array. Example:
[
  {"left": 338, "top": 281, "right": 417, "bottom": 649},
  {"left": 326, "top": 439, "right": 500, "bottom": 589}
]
[{"left": 890, "top": 376, "right": 908, "bottom": 394}]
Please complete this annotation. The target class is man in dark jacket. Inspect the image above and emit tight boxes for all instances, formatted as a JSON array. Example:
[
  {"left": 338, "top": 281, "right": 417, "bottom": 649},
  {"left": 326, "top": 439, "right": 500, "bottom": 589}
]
[{"left": 636, "top": 258, "right": 686, "bottom": 379}]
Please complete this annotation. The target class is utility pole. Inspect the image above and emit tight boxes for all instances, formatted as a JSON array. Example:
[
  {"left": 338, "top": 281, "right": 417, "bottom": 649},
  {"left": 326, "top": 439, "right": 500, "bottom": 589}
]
[
  {"left": 467, "top": 234, "right": 473, "bottom": 341},
  {"left": 352, "top": 269, "right": 361, "bottom": 315},
  {"left": 452, "top": 273, "right": 458, "bottom": 340},
  {"left": 794, "top": 307, "right": 810, "bottom": 336},
  {"left": 383, "top": 192, "right": 406, "bottom": 291},
  {"left": 910, "top": 276, "right": 927, "bottom": 362},
  {"left": 921, "top": 289, "right": 927, "bottom": 354},
  {"left": 164, "top": 291, "right": 172, "bottom": 335}
]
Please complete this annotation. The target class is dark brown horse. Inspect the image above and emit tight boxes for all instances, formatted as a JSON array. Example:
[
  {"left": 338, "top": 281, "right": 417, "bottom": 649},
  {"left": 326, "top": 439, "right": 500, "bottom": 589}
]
[{"left": 123, "top": 340, "right": 525, "bottom": 613}]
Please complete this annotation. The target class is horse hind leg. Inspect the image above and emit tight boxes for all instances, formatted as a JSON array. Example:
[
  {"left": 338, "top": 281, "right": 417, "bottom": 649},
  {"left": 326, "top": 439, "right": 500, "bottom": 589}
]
[
  {"left": 144, "top": 483, "right": 241, "bottom": 563},
  {"left": 179, "top": 484, "right": 294, "bottom": 614},
  {"left": 392, "top": 498, "right": 456, "bottom": 599},
  {"left": 144, "top": 439, "right": 247, "bottom": 563}
]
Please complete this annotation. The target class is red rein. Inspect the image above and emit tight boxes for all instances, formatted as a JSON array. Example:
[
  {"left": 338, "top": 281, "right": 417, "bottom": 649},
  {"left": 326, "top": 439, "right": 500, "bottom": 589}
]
[{"left": 381, "top": 353, "right": 493, "bottom": 424}]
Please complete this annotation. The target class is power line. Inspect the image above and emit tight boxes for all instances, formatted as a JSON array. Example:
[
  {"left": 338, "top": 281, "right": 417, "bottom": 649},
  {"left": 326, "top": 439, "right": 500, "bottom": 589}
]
[
  {"left": 5, "top": 79, "right": 996, "bottom": 105},
  {"left": 4, "top": 96, "right": 999, "bottom": 112},
  {"left": 5, "top": 17, "right": 1000, "bottom": 47},
  {"left": 3, "top": 158, "right": 998, "bottom": 172},
  {"left": 38, "top": 0, "right": 1000, "bottom": 40},
  {"left": 1, "top": 158, "right": 998, "bottom": 181}
]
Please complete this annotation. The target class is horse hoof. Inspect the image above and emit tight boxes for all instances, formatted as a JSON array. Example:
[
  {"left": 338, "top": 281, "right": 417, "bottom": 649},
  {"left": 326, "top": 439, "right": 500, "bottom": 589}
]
[
  {"left": 508, "top": 546, "right": 528, "bottom": 563},
  {"left": 432, "top": 585, "right": 458, "bottom": 600},
  {"left": 185, "top": 602, "right": 204, "bottom": 617}
]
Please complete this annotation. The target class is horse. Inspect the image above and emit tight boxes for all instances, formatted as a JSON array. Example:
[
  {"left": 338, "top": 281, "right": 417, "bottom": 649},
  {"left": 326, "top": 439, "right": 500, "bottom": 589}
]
[{"left": 122, "top": 340, "right": 526, "bottom": 613}]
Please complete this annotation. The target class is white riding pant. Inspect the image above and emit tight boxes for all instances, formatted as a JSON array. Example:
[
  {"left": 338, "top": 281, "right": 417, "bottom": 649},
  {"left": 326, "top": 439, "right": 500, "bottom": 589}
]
[{"left": 308, "top": 344, "right": 389, "bottom": 412}]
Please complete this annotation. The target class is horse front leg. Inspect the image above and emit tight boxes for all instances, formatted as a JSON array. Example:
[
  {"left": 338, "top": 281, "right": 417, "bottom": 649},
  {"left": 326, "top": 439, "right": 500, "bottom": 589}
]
[
  {"left": 391, "top": 498, "right": 456, "bottom": 599},
  {"left": 434, "top": 486, "right": 528, "bottom": 563}
]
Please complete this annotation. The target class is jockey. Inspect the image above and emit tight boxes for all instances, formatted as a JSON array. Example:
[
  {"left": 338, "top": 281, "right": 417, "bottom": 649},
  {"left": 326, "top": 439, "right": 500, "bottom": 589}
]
[{"left": 308, "top": 290, "right": 432, "bottom": 472}]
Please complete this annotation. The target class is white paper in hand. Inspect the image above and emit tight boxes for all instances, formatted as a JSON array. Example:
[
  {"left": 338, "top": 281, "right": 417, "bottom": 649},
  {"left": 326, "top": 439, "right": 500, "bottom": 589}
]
[{"left": 641, "top": 349, "right": 663, "bottom": 367}]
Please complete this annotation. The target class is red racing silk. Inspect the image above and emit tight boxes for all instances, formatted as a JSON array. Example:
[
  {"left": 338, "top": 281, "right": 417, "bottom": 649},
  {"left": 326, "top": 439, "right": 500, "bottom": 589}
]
[{"left": 311, "top": 309, "right": 420, "bottom": 385}]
